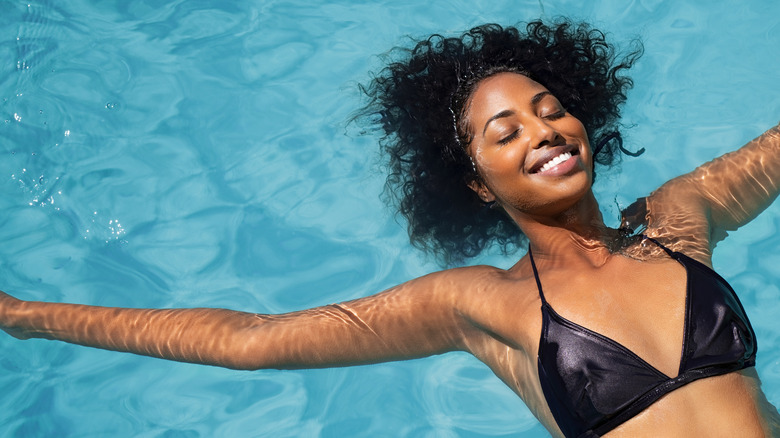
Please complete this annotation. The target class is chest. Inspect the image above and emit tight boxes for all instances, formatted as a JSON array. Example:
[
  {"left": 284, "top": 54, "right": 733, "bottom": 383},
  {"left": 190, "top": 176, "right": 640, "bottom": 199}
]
[
  {"left": 541, "top": 258, "right": 688, "bottom": 376},
  {"left": 471, "top": 256, "right": 689, "bottom": 384}
]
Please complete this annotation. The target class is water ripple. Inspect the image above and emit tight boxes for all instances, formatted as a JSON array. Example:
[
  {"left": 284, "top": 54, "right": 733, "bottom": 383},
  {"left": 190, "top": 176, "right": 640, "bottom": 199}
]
[{"left": 1, "top": 1, "right": 779, "bottom": 437}]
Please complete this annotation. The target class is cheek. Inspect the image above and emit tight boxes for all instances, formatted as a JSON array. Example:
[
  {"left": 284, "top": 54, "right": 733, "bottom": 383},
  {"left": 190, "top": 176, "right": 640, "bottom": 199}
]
[
  {"left": 478, "top": 145, "right": 524, "bottom": 175},
  {"left": 478, "top": 153, "right": 525, "bottom": 195}
]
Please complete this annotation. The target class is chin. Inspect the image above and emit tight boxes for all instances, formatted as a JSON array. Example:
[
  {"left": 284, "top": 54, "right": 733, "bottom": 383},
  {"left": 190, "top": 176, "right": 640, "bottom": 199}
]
[{"left": 537, "top": 184, "right": 594, "bottom": 218}]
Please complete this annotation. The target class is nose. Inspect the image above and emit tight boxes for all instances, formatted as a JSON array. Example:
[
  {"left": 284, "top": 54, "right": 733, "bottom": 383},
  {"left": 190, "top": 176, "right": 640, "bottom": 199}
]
[{"left": 529, "top": 117, "right": 563, "bottom": 149}]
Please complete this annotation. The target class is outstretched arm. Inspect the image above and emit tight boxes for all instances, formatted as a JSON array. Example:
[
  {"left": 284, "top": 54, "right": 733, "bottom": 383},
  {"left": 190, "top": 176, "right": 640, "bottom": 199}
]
[
  {"left": 0, "top": 272, "right": 475, "bottom": 370},
  {"left": 648, "top": 123, "right": 780, "bottom": 244},
  {"left": 691, "top": 123, "right": 780, "bottom": 231}
]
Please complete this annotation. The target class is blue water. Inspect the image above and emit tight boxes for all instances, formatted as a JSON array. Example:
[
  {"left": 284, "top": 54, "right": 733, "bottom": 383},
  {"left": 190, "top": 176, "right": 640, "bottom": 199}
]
[{"left": 1, "top": 0, "right": 779, "bottom": 436}]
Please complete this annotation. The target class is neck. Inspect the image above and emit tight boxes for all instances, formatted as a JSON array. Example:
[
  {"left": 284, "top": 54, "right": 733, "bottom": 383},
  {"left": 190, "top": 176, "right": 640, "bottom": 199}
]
[{"left": 507, "top": 190, "right": 624, "bottom": 267}]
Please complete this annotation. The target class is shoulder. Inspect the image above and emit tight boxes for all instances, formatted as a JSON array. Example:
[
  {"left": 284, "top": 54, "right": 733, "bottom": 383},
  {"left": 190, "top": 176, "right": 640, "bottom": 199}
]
[
  {"left": 416, "top": 263, "right": 533, "bottom": 300},
  {"left": 429, "top": 261, "right": 543, "bottom": 348},
  {"left": 395, "top": 264, "right": 509, "bottom": 308},
  {"left": 625, "top": 189, "right": 714, "bottom": 264},
  {"left": 431, "top": 263, "right": 510, "bottom": 284},
  {"left": 396, "top": 260, "right": 541, "bottom": 323}
]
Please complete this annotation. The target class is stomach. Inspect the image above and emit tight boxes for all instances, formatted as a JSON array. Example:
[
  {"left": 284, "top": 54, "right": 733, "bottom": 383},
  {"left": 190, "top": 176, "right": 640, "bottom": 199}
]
[{"left": 607, "top": 369, "right": 778, "bottom": 437}]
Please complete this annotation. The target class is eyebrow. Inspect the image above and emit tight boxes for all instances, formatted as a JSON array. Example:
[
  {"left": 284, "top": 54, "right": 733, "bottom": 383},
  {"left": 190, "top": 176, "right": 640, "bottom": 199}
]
[
  {"left": 481, "top": 91, "right": 553, "bottom": 137},
  {"left": 531, "top": 90, "right": 552, "bottom": 105}
]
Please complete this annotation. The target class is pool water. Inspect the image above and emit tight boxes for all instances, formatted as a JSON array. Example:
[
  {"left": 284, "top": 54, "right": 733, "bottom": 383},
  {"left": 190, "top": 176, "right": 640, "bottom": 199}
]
[{"left": 1, "top": 0, "right": 779, "bottom": 436}]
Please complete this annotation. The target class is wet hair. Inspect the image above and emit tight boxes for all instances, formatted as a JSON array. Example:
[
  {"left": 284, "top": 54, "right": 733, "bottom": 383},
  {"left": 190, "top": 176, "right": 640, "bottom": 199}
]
[{"left": 358, "top": 20, "right": 643, "bottom": 264}]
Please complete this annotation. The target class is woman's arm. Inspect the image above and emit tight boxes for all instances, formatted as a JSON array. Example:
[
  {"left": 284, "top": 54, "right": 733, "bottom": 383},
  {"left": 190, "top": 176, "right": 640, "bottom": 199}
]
[
  {"left": 691, "top": 123, "right": 780, "bottom": 231},
  {"left": 0, "top": 271, "right": 476, "bottom": 370},
  {"left": 649, "top": 123, "right": 780, "bottom": 241}
]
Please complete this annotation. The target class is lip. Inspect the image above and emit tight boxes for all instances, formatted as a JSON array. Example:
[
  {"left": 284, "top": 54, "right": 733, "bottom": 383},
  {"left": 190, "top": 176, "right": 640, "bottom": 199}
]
[{"left": 528, "top": 144, "right": 580, "bottom": 174}]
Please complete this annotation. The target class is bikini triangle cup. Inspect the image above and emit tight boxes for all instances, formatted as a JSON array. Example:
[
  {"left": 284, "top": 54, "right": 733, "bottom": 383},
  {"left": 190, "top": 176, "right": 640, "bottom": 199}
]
[{"left": 530, "top": 237, "right": 756, "bottom": 438}]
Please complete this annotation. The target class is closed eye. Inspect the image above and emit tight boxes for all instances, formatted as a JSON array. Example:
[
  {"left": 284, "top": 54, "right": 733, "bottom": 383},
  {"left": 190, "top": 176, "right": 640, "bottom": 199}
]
[
  {"left": 498, "top": 129, "right": 519, "bottom": 145},
  {"left": 543, "top": 109, "right": 567, "bottom": 120}
]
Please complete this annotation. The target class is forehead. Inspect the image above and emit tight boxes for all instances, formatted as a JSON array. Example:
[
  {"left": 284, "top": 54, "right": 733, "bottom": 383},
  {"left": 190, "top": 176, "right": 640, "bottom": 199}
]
[{"left": 467, "top": 72, "right": 550, "bottom": 116}]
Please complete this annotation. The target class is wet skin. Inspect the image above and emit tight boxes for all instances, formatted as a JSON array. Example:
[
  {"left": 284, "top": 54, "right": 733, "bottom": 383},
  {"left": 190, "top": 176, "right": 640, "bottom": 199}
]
[
  {"left": 2, "top": 72, "right": 780, "bottom": 436},
  {"left": 465, "top": 73, "right": 594, "bottom": 220}
]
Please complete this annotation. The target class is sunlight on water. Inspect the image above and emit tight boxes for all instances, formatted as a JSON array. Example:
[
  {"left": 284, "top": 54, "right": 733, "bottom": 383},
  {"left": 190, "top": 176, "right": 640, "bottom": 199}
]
[{"left": 0, "top": 0, "right": 778, "bottom": 436}]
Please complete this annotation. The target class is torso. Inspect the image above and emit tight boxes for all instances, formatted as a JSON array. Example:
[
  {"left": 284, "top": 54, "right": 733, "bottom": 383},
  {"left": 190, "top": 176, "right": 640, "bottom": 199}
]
[
  {"left": 455, "top": 236, "right": 777, "bottom": 437},
  {"left": 434, "top": 159, "right": 780, "bottom": 437}
]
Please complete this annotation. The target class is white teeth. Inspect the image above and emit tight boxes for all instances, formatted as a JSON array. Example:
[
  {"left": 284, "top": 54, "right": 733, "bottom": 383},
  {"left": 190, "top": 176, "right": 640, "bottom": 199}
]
[{"left": 539, "top": 152, "right": 572, "bottom": 173}]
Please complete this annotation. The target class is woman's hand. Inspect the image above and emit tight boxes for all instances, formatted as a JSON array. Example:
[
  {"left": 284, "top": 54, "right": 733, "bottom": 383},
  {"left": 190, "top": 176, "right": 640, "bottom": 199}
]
[{"left": 0, "top": 290, "right": 30, "bottom": 340}]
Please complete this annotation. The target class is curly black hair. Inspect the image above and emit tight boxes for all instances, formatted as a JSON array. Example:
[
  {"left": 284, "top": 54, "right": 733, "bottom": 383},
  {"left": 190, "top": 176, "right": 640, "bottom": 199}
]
[{"left": 358, "top": 20, "right": 643, "bottom": 264}]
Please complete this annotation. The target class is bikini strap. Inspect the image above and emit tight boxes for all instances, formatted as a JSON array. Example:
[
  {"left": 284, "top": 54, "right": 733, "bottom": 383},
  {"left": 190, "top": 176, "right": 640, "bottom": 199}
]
[
  {"left": 643, "top": 235, "right": 676, "bottom": 257},
  {"left": 527, "top": 248, "right": 548, "bottom": 305}
]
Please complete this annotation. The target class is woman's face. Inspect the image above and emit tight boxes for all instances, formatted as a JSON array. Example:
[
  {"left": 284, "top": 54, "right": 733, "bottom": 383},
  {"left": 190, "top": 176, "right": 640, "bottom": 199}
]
[{"left": 464, "top": 72, "right": 593, "bottom": 217}]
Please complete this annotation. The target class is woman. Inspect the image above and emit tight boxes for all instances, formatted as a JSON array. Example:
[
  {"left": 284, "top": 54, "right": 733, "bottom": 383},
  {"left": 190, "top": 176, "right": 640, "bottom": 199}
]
[{"left": 1, "top": 20, "right": 779, "bottom": 437}]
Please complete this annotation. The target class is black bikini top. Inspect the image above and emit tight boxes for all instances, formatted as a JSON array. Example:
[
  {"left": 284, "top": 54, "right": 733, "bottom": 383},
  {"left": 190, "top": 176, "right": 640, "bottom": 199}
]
[{"left": 532, "top": 238, "right": 757, "bottom": 438}]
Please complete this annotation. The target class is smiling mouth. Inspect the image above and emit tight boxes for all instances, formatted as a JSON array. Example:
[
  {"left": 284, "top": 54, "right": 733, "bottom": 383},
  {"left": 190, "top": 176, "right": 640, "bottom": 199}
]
[{"left": 530, "top": 149, "right": 580, "bottom": 174}]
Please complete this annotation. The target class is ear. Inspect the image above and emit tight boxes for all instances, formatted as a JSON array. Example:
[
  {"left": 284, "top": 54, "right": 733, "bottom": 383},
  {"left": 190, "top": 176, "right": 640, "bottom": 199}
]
[{"left": 467, "top": 180, "right": 496, "bottom": 203}]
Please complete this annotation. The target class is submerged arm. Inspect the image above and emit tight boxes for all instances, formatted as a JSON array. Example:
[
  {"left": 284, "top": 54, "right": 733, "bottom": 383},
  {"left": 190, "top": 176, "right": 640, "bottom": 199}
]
[
  {"left": 0, "top": 273, "right": 474, "bottom": 370},
  {"left": 649, "top": 123, "right": 780, "bottom": 243},
  {"left": 691, "top": 124, "right": 780, "bottom": 231}
]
